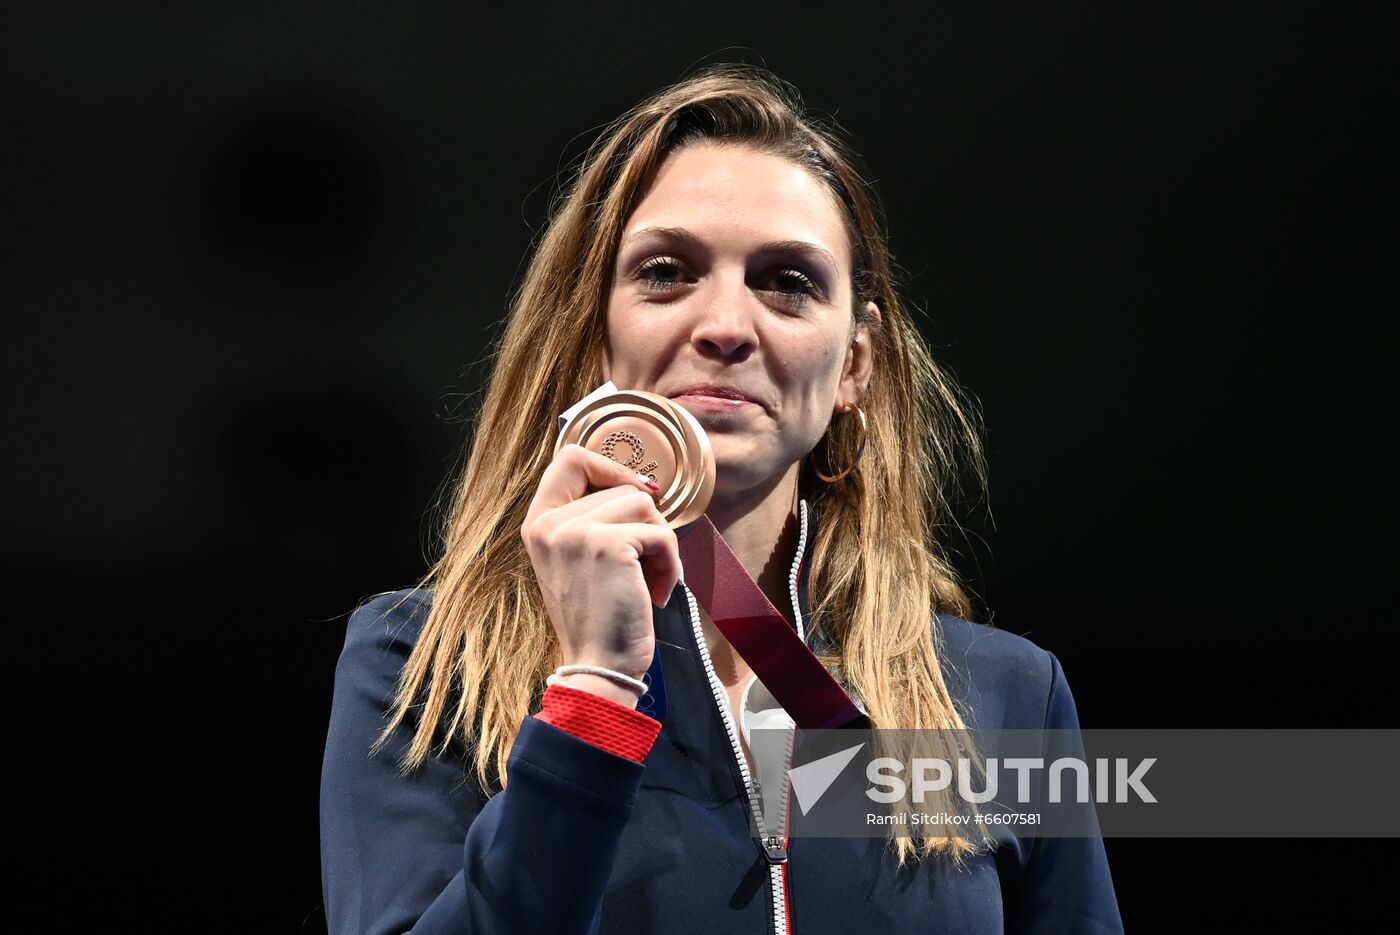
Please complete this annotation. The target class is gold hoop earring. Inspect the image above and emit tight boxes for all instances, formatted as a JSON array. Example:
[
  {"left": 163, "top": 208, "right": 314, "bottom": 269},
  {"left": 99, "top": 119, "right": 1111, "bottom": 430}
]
[{"left": 814, "top": 403, "right": 867, "bottom": 483}]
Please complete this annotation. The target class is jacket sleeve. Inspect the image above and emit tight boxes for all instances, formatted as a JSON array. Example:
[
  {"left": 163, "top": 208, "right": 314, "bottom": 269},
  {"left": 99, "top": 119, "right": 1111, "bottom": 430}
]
[
  {"left": 1006, "top": 651, "right": 1126, "bottom": 935},
  {"left": 319, "top": 592, "right": 654, "bottom": 935}
]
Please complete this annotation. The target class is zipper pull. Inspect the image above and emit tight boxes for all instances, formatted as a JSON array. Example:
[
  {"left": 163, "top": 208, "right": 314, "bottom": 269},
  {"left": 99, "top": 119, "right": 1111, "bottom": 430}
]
[{"left": 763, "top": 835, "right": 788, "bottom": 864}]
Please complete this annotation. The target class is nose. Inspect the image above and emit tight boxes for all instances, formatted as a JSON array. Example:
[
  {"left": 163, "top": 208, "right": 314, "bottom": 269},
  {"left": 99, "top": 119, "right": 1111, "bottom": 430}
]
[{"left": 690, "top": 270, "right": 759, "bottom": 362}]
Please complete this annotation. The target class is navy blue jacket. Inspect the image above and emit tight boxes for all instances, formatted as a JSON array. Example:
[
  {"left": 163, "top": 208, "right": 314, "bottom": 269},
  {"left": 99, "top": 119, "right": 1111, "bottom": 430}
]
[{"left": 320, "top": 502, "right": 1124, "bottom": 933}]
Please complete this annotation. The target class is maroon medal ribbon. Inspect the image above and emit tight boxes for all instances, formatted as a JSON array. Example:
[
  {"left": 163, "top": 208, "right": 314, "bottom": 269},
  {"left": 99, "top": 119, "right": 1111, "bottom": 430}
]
[{"left": 676, "top": 514, "right": 868, "bottom": 730}]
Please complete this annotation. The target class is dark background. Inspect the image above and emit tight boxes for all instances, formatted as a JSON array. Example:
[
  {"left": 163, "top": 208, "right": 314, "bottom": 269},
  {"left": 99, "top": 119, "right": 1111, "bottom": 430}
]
[{"left": 6, "top": 4, "right": 1395, "bottom": 931}]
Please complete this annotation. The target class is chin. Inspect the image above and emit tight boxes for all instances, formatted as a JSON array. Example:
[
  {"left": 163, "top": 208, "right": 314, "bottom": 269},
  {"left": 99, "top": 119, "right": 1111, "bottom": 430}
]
[{"left": 710, "top": 448, "right": 790, "bottom": 494}]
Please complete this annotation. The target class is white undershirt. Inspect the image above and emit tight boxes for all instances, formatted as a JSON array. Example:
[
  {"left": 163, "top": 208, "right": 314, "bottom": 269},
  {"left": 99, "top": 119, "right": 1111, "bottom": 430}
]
[{"left": 718, "top": 673, "right": 797, "bottom": 834}]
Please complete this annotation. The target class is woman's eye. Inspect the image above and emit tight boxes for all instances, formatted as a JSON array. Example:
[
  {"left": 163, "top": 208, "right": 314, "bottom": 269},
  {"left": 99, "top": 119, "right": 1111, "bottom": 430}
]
[
  {"left": 635, "top": 256, "right": 689, "bottom": 292},
  {"left": 768, "top": 268, "right": 819, "bottom": 303}
]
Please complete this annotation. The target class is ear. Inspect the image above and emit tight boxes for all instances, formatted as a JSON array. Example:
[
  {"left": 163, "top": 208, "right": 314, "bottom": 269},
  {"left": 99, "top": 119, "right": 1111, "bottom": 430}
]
[{"left": 836, "top": 301, "right": 881, "bottom": 412}]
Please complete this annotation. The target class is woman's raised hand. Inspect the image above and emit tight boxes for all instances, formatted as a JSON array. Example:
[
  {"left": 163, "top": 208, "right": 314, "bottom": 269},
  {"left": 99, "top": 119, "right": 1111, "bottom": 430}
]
[{"left": 522, "top": 443, "right": 683, "bottom": 704}]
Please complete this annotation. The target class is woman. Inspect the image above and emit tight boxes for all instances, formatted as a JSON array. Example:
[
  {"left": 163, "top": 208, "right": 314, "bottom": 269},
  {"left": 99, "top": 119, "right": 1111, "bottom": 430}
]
[{"left": 320, "top": 64, "right": 1123, "bottom": 934}]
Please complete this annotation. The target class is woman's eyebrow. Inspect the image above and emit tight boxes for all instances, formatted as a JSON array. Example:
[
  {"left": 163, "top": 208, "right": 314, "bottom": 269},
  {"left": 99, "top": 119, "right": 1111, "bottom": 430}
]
[{"left": 620, "top": 226, "right": 840, "bottom": 276}]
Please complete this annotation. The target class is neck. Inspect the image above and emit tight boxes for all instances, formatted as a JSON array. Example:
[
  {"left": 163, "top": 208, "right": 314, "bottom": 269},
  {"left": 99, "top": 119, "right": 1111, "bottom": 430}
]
[{"left": 705, "top": 465, "right": 802, "bottom": 610}]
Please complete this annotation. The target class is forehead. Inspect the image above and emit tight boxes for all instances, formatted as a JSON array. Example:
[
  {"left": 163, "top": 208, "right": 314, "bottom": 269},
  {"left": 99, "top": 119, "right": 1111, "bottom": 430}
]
[{"left": 622, "top": 142, "right": 851, "bottom": 271}]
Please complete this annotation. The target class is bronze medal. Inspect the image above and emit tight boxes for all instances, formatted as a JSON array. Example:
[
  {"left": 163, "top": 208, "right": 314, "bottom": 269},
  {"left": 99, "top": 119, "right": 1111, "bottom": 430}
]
[{"left": 554, "top": 389, "right": 715, "bottom": 529}]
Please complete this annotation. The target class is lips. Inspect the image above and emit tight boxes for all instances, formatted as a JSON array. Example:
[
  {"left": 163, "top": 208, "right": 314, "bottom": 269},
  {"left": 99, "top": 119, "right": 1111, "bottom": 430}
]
[{"left": 668, "top": 383, "right": 765, "bottom": 407}]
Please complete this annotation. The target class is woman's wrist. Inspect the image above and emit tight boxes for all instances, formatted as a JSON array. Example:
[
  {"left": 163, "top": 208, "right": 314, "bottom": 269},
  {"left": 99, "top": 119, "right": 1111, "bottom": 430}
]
[
  {"left": 549, "top": 659, "right": 650, "bottom": 707},
  {"left": 551, "top": 671, "right": 643, "bottom": 708}
]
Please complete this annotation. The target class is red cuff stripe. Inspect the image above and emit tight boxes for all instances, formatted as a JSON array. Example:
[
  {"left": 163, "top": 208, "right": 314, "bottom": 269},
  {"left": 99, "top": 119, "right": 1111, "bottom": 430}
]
[{"left": 533, "top": 683, "right": 662, "bottom": 762}]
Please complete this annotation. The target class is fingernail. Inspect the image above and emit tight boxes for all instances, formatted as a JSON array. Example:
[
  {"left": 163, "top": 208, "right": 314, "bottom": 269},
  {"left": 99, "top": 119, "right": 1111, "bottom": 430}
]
[{"left": 641, "top": 475, "right": 660, "bottom": 491}]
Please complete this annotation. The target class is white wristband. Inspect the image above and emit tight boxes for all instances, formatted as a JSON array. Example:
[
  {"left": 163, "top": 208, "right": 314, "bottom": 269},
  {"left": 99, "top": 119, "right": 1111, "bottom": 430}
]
[{"left": 547, "top": 664, "right": 649, "bottom": 696}]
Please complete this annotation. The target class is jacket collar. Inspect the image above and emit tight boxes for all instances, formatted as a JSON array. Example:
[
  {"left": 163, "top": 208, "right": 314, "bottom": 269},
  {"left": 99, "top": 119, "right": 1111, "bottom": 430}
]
[{"left": 795, "top": 497, "right": 827, "bottom": 654}]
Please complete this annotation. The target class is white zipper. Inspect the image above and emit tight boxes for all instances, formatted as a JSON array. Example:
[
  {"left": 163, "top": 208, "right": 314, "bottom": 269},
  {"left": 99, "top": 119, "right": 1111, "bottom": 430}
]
[
  {"left": 681, "top": 500, "right": 809, "bottom": 935},
  {"left": 788, "top": 499, "right": 809, "bottom": 646}
]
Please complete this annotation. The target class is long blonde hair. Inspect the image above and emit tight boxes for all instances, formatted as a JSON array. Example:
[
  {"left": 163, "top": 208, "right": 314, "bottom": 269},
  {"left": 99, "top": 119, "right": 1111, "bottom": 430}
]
[{"left": 378, "top": 64, "right": 990, "bottom": 864}]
